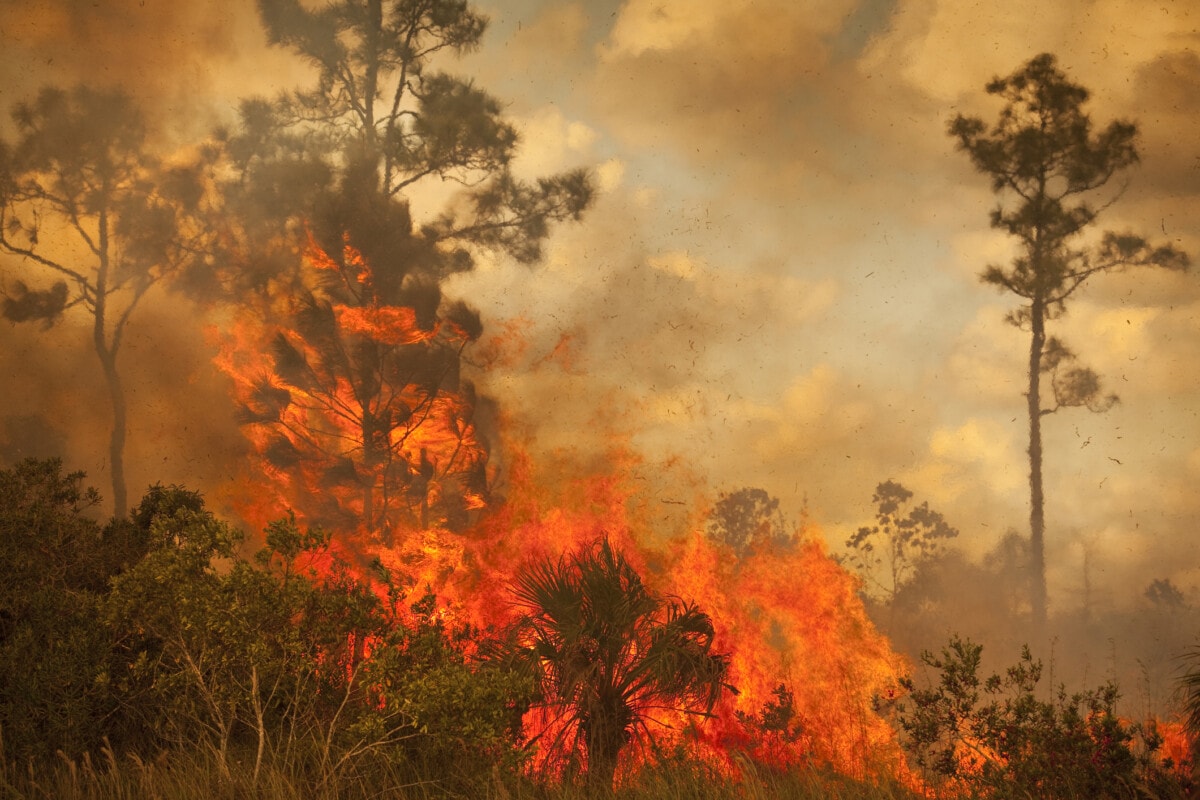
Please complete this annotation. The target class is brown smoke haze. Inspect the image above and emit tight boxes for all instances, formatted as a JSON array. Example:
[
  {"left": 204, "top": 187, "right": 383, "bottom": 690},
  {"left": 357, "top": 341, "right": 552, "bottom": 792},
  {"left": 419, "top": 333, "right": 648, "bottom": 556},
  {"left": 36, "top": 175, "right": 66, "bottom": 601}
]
[{"left": 1, "top": 0, "right": 1198, "bottom": 708}]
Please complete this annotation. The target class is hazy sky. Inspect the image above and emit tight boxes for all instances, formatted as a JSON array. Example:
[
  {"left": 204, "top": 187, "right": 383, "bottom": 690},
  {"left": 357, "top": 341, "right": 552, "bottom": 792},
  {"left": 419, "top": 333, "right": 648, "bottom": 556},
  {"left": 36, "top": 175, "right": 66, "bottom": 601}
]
[{"left": 1, "top": 0, "right": 1197, "bottom": 616}]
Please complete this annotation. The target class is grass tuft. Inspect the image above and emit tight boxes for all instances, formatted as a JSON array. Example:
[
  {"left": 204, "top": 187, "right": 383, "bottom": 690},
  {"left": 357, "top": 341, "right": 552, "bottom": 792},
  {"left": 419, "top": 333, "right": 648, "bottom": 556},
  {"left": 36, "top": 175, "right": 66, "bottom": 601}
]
[{"left": 0, "top": 748, "right": 930, "bottom": 800}]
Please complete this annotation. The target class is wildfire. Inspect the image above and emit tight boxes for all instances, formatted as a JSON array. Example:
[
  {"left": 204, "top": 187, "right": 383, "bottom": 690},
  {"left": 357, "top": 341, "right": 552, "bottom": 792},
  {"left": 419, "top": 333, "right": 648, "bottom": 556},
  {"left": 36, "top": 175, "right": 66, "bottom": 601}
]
[
  {"left": 669, "top": 532, "right": 908, "bottom": 777},
  {"left": 1157, "top": 719, "right": 1195, "bottom": 778},
  {"left": 212, "top": 228, "right": 489, "bottom": 542},
  {"left": 214, "top": 231, "right": 912, "bottom": 782}
]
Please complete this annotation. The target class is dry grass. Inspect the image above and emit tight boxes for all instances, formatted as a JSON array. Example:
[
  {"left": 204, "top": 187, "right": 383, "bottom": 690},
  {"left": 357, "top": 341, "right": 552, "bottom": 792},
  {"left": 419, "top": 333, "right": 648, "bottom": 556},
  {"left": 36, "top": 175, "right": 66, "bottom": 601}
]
[{"left": 0, "top": 747, "right": 922, "bottom": 800}]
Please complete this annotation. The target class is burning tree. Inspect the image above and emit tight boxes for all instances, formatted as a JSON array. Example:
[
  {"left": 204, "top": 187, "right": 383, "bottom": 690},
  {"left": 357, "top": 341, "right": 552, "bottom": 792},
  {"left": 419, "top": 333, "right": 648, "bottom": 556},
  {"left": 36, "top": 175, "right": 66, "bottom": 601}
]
[
  {"left": 0, "top": 87, "right": 215, "bottom": 516},
  {"left": 222, "top": 227, "right": 491, "bottom": 538},
  {"left": 459, "top": 460, "right": 911, "bottom": 782},
  {"left": 499, "top": 537, "right": 732, "bottom": 791},
  {"left": 949, "top": 53, "right": 1189, "bottom": 628},
  {"left": 214, "top": 0, "right": 593, "bottom": 538},
  {"left": 204, "top": 2, "right": 913, "bottom": 788}
]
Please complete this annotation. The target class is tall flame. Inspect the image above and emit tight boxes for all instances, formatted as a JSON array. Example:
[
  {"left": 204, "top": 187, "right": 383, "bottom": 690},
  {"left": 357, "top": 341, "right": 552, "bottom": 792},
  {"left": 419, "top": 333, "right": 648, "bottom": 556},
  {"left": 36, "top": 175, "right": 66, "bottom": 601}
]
[
  {"left": 212, "top": 230, "right": 489, "bottom": 546},
  {"left": 214, "top": 232, "right": 912, "bottom": 781}
]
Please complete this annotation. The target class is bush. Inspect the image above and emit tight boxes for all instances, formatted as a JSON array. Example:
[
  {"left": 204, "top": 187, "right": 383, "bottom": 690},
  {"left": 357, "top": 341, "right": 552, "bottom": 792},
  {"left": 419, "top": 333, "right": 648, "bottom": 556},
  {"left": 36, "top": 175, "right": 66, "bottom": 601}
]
[
  {"left": 0, "top": 459, "right": 117, "bottom": 760},
  {"left": 106, "top": 508, "right": 532, "bottom": 788},
  {"left": 897, "top": 635, "right": 1185, "bottom": 799},
  {"left": 0, "top": 461, "right": 534, "bottom": 794}
]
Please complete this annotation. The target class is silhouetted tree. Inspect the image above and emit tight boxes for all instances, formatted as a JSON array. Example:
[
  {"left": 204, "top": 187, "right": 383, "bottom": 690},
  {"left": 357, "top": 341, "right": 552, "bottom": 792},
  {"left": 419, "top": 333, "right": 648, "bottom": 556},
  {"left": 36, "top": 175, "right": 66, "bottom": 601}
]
[
  {"left": 498, "top": 538, "right": 732, "bottom": 791},
  {"left": 705, "top": 487, "right": 793, "bottom": 557},
  {"left": 845, "top": 480, "right": 958, "bottom": 609},
  {"left": 0, "top": 87, "right": 215, "bottom": 515},
  {"left": 983, "top": 528, "right": 1033, "bottom": 618},
  {"left": 215, "top": 0, "right": 593, "bottom": 536},
  {"left": 1145, "top": 578, "right": 1186, "bottom": 611},
  {"left": 949, "top": 53, "right": 1189, "bottom": 628}
]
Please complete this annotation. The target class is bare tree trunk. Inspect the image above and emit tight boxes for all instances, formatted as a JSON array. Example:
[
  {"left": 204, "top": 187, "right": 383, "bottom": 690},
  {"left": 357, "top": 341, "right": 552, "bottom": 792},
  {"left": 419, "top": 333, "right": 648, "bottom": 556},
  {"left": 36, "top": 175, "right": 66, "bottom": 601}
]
[
  {"left": 585, "top": 699, "right": 622, "bottom": 794},
  {"left": 251, "top": 665, "right": 265, "bottom": 787},
  {"left": 1027, "top": 300, "right": 1047, "bottom": 631},
  {"left": 94, "top": 208, "right": 129, "bottom": 518},
  {"left": 99, "top": 349, "right": 128, "bottom": 518}
]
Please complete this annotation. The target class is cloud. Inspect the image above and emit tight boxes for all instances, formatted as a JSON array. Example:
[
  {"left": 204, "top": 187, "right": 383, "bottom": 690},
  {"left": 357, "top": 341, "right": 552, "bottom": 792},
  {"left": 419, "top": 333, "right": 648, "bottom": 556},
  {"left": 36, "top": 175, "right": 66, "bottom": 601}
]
[
  {"left": 925, "top": 418, "right": 1025, "bottom": 501},
  {"left": 511, "top": 105, "right": 600, "bottom": 178},
  {"left": 601, "top": 0, "right": 848, "bottom": 61},
  {"left": 860, "top": 0, "right": 1197, "bottom": 105},
  {"left": 746, "top": 364, "right": 876, "bottom": 461},
  {"left": 502, "top": 2, "right": 591, "bottom": 69},
  {"left": 593, "top": 0, "right": 850, "bottom": 162},
  {"left": 1126, "top": 49, "right": 1200, "bottom": 199},
  {"left": 0, "top": 0, "right": 304, "bottom": 140},
  {"left": 944, "top": 306, "right": 1025, "bottom": 408}
]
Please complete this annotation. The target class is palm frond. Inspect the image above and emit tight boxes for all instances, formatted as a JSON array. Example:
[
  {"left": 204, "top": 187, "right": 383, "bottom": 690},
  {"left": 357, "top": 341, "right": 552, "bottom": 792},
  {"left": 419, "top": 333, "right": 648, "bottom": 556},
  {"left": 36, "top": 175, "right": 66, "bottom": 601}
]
[{"left": 492, "top": 535, "right": 734, "bottom": 788}]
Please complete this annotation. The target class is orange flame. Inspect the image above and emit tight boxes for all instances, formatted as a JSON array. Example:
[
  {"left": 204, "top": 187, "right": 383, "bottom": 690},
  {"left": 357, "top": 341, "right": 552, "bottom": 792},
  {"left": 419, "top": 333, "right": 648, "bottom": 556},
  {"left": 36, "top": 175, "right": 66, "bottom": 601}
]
[
  {"left": 212, "top": 228, "right": 489, "bottom": 549},
  {"left": 410, "top": 440, "right": 910, "bottom": 781},
  {"left": 1153, "top": 718, "right": 1195, "bottom": 783},
  {"left": 214, "top": 231, "right": 914, "bottom": 784}
]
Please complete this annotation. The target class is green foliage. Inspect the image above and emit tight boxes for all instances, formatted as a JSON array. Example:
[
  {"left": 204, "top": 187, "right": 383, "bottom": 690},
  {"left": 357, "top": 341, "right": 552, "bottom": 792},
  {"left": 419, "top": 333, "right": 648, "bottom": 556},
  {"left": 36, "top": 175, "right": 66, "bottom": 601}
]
[
  {"left": 105, "top": 506, "right": 528, "bottom": 787},
  {"left": 0, "top": 459, "right": 115, "bottom": 759},
  {"left": 0, "top": 460, "right": 535, "bottom": 793},
  {"left": 497, "top": 538, "right": 733, "bottom": 792},
  {"left": 0, "top": 458, "right": 104, "bottom": 593},
  {"left": 365, "top": 592, "right": 534, "bottom": 789},
  {"left": 898, "top": 635, "right": 1184, "bottom": 799}
]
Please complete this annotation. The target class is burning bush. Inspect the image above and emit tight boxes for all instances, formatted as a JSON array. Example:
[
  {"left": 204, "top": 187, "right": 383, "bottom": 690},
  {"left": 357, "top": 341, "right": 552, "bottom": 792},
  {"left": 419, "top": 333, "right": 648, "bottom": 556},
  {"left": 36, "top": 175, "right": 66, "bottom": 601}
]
[{"left": 898, "top": 635, "right": 1190, "bottom": 799}]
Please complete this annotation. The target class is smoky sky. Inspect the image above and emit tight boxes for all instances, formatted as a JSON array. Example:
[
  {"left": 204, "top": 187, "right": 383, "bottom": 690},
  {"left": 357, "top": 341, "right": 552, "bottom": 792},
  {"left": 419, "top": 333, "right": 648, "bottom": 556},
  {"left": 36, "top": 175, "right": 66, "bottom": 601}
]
[{"left": 1, "top": 0, "right": 1198, "bottom": 628}]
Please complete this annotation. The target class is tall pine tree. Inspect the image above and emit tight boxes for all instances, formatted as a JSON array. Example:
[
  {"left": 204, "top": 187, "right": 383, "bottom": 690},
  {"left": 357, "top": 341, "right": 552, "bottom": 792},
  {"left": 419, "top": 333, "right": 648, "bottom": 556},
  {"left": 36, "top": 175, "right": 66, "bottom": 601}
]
[{"left": 949, "top": 54, "right": 1188, "bottom": 628}]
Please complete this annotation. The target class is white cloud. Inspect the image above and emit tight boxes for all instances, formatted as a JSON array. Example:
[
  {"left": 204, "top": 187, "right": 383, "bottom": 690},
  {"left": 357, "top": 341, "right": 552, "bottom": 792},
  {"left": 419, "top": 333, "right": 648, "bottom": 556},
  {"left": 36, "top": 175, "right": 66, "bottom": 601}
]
[
  {"left": 601, "top": 0, "right": 723, "bottom": 59},
  {"left": 511, "top": 105, "right": 598, "bottom": 178},
  {"left": 596, "top": 158, "right": 626, "bottom": 192},
  {"left": 860, "top": 0, "right": 1200, "bottom": 108}
]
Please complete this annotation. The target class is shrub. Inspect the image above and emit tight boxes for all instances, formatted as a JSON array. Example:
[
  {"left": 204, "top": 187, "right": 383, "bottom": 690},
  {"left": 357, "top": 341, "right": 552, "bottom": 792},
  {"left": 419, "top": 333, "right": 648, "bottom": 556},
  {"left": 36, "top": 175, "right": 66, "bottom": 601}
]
[{"left": 897, "top": 635, "right": 1185, "bottom": 799}]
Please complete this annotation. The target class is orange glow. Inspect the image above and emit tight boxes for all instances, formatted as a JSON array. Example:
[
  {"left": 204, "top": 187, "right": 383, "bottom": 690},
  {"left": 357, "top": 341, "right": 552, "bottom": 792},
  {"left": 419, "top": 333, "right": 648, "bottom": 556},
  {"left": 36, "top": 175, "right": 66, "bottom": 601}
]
[
  {"left": 214, "top": 230, "right": 913, "bottom": 784},
  {"left": 1155, "top": 718, "right": 1195, "bottom": 779},
  {"left": 410, "top": 441, "right": 910, "bottom": 782},
  {"left": 663, "top": 531, "right": 908, "bottom": 779},
  {"left": 212, "top": 228, "right": 489, "bottom": 549}
]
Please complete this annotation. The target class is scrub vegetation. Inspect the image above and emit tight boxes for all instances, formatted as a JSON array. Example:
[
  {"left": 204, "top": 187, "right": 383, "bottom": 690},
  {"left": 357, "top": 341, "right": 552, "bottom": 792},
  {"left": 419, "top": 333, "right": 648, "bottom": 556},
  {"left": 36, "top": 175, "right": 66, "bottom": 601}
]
[{"left": 0, "top": 1, "right": 1194, "bottom": 796}]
